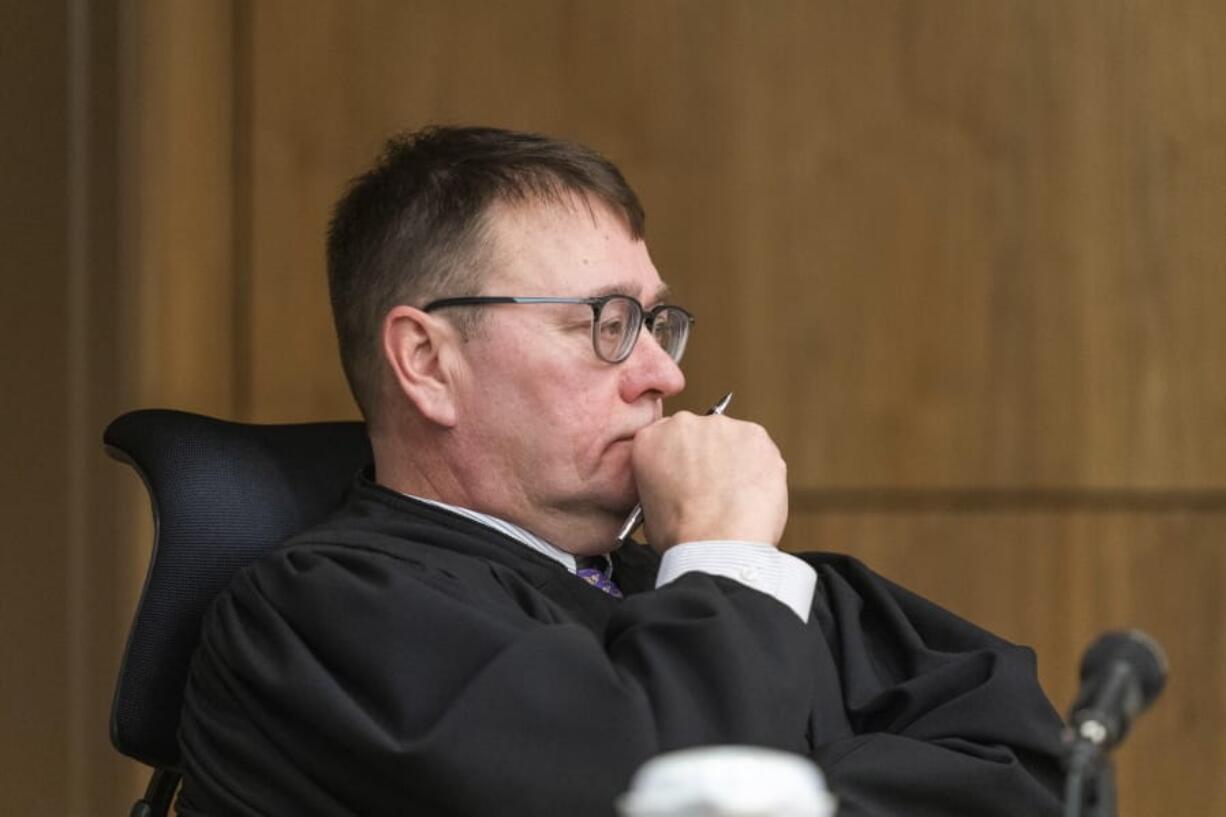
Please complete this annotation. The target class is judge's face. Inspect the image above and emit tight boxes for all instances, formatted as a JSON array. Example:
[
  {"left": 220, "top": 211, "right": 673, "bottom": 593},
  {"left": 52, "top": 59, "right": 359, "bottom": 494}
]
[{"left": 447, "top": 195, "right": 686, "bottom": 552}]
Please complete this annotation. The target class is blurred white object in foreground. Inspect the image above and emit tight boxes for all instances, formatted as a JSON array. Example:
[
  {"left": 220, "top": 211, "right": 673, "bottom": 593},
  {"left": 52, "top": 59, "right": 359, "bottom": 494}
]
[{"left": 618, "top": 746, "right": 836, "bottom": 817}]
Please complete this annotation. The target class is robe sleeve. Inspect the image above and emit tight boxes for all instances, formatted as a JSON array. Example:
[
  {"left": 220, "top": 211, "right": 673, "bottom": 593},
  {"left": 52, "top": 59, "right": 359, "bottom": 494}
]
[
  {"left": 178, "top": 542, "right": 821, "bottom": 817},
  {"left": 800, "top": 553, "right": 1066, "bottom": 817}
]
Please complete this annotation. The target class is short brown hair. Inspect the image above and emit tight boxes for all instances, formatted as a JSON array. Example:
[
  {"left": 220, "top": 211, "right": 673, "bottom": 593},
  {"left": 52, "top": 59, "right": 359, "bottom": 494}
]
[{"left": 326, "top": 125, "right": 646, "bottom": 421}]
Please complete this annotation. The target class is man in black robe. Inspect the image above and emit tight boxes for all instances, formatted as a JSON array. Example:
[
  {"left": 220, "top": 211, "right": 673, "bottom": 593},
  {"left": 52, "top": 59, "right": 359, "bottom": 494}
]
[{"left": 178, "top": 126, "right": 1066, "bottom": 816}]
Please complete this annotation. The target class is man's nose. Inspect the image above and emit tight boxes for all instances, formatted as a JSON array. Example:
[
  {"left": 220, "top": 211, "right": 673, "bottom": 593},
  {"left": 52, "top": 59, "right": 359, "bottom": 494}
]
[{"left": 620, "top": 327, "right": 686, "bottom": 401}]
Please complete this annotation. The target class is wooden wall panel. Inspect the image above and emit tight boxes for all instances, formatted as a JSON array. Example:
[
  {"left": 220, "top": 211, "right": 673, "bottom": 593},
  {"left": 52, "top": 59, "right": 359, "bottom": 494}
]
[
  {"left": 709, "top": 0, "right": 1226, "bottom": 490},
  {"left": 119, "top": 0, "right": 238, "bottom": 417},
  {"left": 2, "top": 2, "right": 142, "bottom": 812},
  {"left": 238, "top": 0, "right": 1226, "bottom": 488},
  {"left": 0, "top": 6, "right": 73, "bottom": 811},
  {"left": 784, "top": 509, "right": 1226, "bottom": 817},
  {"left": 94, "top": 1, "right": 1226, "bottom": 816}
]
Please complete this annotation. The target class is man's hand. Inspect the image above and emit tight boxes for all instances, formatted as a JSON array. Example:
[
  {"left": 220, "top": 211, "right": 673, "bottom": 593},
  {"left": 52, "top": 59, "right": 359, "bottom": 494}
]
[{"left": 631, "top": 412, "right": 788, "bottom": 552}]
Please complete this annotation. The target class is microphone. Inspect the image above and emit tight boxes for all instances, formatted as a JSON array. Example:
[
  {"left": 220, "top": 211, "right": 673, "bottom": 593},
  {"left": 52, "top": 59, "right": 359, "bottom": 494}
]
[{"left": 1066, "top": 630, "right": 1168, "bottom": 760}]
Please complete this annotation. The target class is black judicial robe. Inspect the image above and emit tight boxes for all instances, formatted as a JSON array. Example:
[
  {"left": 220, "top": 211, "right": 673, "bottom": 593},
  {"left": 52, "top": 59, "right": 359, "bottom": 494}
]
[{"left": 177, "top": 477, "right": 1065, "bottom": 816}]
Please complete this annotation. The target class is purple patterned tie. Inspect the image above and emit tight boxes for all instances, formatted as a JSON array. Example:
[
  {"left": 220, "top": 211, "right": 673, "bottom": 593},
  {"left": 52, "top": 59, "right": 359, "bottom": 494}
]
[{"left": 576, "top": 565, "right": 623, "bottom": 598}]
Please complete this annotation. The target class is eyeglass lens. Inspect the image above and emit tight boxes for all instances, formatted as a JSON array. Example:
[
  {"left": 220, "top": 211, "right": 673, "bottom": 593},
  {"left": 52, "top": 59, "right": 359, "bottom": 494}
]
[
  {"left": 652, "top": 307, "right": 690, "bottom": 362},
  {"left": 594, "top": 297, "right": 689, "bottom": 364}
]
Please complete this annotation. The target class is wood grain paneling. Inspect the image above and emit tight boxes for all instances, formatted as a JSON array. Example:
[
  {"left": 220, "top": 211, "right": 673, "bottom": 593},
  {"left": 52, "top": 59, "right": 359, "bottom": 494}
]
[
  {"left": 96, "top": 2, "right": 1226, "bottom": 816},
  {"left": 784, "top": 509, "right": 1226, "bottom": 817},
  {"left": 706, "top": 0, "right": 1226, "bottom": 490},
  {"left": 119, "top": 0, "right": 238, "bottom": 417},
  {"left": 1, "top": 2, "right": 144, "bottom": 813},
  {"left": 0, "top": 6, "right": 73, "bottom": 811},
  {"left": 238, "top": 0, "right": 1226, "bottom": 489}
]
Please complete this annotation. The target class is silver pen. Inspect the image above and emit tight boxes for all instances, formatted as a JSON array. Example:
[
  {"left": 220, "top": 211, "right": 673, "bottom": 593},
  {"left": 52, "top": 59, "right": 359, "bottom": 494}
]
[{"left": 616, "top": 391, "right": 734, "bottom": 544}]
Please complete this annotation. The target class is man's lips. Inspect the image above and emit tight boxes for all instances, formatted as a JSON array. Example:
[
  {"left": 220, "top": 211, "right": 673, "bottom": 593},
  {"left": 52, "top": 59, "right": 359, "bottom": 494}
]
[
  {"left": 612, "top": 425, "right": 651, "bottom": 444},
  {"left": 606, "top": 433, "right": 643, "bottom": 456},
  {"left": 609, "top": 415, "right": 660, "bottom": 449}
]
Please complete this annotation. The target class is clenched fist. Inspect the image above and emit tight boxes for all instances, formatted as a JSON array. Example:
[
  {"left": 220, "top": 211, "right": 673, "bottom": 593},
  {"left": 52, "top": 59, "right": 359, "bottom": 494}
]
[{"left": 630, "top": 412, "right": 788, "bottom": 552}]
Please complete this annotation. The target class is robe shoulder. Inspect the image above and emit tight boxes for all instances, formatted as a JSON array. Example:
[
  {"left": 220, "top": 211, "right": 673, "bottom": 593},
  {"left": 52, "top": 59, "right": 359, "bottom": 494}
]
[
  {"left": 178, "top": 526, "right": 820, "bottom": 817},
  {"left": 797, "top": 551, "right": 1066, "bottom": 816}
]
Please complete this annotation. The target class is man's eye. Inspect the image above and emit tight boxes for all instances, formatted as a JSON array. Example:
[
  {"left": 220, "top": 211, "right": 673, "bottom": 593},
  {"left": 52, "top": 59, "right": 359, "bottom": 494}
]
[{"left": 599, "top": 319, "right": 624, "bottom": 338}]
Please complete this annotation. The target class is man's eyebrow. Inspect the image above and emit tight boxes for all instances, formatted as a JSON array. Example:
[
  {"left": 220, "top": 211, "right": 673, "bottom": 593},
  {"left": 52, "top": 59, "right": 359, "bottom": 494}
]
[{"left": 587, "top": 282, "right": 672, "bottom": 304}]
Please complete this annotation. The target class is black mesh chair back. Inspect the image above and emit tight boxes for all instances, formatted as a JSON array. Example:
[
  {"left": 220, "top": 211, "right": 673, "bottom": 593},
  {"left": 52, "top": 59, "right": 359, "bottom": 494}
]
[{"left": 104, "top": 409, "right": 370, "bottom": 816}]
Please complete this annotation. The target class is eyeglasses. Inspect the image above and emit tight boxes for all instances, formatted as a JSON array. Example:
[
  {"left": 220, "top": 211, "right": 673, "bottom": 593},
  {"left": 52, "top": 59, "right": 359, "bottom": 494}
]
[{"left": 423, "top": 295, "right": 694, "bottom": 364}]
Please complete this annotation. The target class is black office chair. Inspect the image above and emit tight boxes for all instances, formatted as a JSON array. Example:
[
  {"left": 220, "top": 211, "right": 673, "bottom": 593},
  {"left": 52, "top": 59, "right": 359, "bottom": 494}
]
[{"left": 104, "top": 409, "right": 371, "bottom": 817}]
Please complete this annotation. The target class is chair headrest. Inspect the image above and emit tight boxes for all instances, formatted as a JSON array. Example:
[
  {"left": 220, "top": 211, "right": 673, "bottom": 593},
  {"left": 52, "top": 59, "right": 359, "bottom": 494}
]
[{"left": 104, "top": 409, "right": 371, "bottom": 769}]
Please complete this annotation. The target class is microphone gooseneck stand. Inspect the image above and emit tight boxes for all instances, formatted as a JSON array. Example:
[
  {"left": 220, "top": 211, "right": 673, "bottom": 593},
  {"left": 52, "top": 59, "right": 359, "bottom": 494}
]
[
  {"left": 1063, "top": 726, "right": 1116, "bottom": 817},
  {"left": 1061, "top": 630, "right": 1168, "bottom": 817}
]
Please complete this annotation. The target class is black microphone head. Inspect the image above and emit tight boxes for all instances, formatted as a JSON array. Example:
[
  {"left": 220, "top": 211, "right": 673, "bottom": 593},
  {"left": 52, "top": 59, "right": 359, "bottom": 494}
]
[
  {"left": 1078, "top": 629, "right": 1169, "bottom": 706},
  {"left": 1066, "top": 629, "right": 1169, "bottom": 763}
]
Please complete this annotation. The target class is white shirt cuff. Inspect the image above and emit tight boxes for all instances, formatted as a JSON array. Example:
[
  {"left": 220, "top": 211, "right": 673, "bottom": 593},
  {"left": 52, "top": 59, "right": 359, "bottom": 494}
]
[{"left": 655, "top": 541, "right": 817, "bottom": 623}]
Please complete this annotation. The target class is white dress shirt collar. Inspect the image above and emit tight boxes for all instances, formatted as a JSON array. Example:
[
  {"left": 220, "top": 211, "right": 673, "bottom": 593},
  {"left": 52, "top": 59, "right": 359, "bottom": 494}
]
[{"left": 407, "top": 493, "right": 614, "bottom": 576}]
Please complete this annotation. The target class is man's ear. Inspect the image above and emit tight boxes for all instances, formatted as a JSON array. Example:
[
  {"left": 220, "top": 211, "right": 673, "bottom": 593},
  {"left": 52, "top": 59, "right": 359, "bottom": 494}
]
[{"left": 382, "top": 305, "right": 460, "bottom": 428}]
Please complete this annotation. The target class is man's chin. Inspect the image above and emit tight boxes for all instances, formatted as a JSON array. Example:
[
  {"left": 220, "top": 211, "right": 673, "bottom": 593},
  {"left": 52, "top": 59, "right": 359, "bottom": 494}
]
[{"left": 588, "top": 491, "right": 638, "bottom": 533}]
